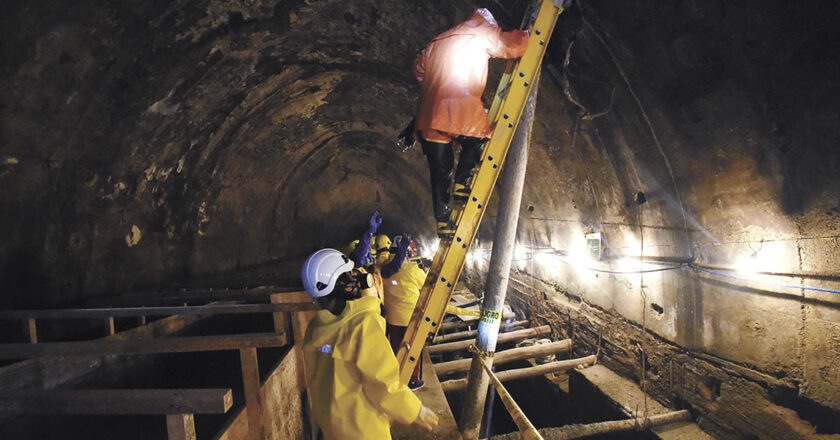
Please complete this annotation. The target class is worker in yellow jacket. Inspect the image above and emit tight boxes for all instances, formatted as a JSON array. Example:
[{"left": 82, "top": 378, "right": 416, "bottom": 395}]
[
  {"left": 383, "top": 236, "right": 428, "bottom": 389},
  {"left": 301, "top": 248, "right": 438, "bottom": 439}
]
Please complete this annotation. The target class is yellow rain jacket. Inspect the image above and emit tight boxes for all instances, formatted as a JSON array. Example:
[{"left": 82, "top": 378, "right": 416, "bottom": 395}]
[
  {"left": 303, "top": 295, "right": 422, "bottom": 439},
  {"left": 383, "top": 262, "right": 427, "bottom": 327},
  {"left": 413, "top": 9, "right": 529, "bottom": 141}
]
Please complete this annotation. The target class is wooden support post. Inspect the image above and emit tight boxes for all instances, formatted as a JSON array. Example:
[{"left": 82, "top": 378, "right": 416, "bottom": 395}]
[
  {"left": 435, "top": 338, "right": 571, "bottom": 376},
  {"left": 105, "top": 316, "right": 116, "bottom": 336},
  {"left": 270, "top": 295, "right": 290, "bottom": 346},
  {"left": 240, "top": 348, "right": 263, "bottom": 440},
  {"left": 440, "top": 355, "right": 597, "bottom": 392},
  {"left": 166, "top": 413, "right": 197, "bottom": 440},
  {"left": 24, "top": 318, "right": 37, "bottom": 343},
  {"left": 291, "top": 309, "right": 318, "bottom": 440},
  {"left": 429, "top": 325, "right": 551, "bottom": 354},
  {"left": 434, "top": 320, "right": 529, "bottom": 343}
]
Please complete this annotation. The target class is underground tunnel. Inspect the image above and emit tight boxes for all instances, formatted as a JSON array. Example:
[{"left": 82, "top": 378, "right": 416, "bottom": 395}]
[{"left": 1, "top": 0, "right": 839, "bottom": 439}]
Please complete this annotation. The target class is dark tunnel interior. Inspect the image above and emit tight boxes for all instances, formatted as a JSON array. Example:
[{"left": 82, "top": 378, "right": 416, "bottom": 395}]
[{"left": 1, "top": 0, "right": 839, "bottom": 439}]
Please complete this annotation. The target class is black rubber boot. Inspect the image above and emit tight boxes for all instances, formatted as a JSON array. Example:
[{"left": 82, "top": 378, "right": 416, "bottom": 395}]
[
  {"left": 422, "top": 140, "right": 454, "bottom": 224},
  {"left": 453, "top": 136, "right": 487, "bottom": 201}
]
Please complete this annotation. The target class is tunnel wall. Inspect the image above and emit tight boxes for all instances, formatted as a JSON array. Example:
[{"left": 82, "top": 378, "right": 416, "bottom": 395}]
[
  {"left": 463, "top": 1, "right": 840, "bottom": 438},
  {"left": 1, "top": 0, "right": 465, "bottom": 308}
]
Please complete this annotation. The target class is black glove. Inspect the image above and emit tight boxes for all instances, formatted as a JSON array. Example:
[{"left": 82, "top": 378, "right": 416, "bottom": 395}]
[{"left": 396, "top": 118, "right": 417, "bottom": 152}]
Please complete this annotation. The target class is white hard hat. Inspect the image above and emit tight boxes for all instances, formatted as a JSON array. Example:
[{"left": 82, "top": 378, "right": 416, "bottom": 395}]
[{"left": 301, "top": 248, "right": 355, "bottom": 298}]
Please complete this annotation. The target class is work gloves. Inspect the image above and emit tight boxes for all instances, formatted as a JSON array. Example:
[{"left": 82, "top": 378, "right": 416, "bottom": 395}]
[
  {"left": 367, "top": 210, "right": 382, "bottom": 236},
  {"left": 396, "top": 118, "right": 417, "bottom": 152},
  {"left": 413, "top": 405, "right": 439, "bottom": 431}
]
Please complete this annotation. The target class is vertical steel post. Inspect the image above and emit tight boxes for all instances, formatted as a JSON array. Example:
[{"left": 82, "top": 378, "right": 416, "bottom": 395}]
[{"left": 459, "top": 74, "right": 540, "bottom": 438}]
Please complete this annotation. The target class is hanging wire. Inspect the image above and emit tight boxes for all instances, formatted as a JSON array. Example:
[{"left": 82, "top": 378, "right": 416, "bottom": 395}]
[{"left": 689, "top": 265, "right": 840, "bottom": 295}]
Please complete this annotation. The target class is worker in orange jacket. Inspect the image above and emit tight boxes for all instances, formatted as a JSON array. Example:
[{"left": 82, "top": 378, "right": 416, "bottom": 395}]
[{"left": 406, "top": 8, "right": 529, "bottom": 237}]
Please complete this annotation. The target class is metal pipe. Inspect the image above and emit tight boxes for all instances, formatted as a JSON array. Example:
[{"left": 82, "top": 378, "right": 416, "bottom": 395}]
[{"left": 460, "top": 73, "right": 540, "bottom": 438}]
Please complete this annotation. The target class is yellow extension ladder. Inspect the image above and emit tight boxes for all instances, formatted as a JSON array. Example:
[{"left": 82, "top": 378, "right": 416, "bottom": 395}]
[{"left": 397, "top": 0, "right": 567, "bottom": 384}]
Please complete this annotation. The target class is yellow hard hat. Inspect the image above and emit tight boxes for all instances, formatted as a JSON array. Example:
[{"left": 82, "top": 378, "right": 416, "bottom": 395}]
[
  {"left": 374, "top": 234, "right": 391, "bottom": 254},
  {"left": 344, "top": 240, "right": 360, "bottom": 257}
]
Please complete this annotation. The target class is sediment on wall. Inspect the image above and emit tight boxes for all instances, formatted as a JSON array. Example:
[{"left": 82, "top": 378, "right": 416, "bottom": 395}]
[{"left": 464, "top": 270, "right": 840, "bottom": 440}]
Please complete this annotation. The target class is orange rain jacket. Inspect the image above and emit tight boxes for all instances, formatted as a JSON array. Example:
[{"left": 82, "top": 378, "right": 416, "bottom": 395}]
[{"left": 413, "top": 9, "right": 529, "bottom": 142}]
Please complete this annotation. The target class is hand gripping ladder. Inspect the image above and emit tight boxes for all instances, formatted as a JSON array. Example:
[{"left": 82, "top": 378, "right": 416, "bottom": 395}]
[{"left": 397, "top": 0, "right": 567, "bottom": 384}]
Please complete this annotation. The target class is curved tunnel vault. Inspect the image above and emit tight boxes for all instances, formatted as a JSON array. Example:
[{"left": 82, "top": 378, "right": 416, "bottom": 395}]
[{"left": 1, "top": 0, "right": 840, "bottom": 438}]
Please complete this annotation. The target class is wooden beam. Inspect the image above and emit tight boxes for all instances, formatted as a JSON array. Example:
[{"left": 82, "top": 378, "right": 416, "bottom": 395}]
[
  {"left": 433, "top": 320, "right": 529, "bottom": 343},
  {"left": 0, "top": 332, "right": 288, "bottom": 359},
  {"left": 480, "top": 357, "right": 543, "bottom": 440},
  {"left": 0, "top": 388, "right": 233, "bottom": 415},
  {"left": 494, "top": 410, "right": 692, "bottom": 440},
  {"left": 24, "top": 318, "right": 37, "bottom": 343},
  {"left": 438, "top": 311, "right": 516, "bottom": 331},
  {"left": 269, "top": 291, "right": 311, "bottom": 304},
  {"left": 433, "top": 339, "right": 572, "bottom": 376},
  {"left": 429, "top": 325, "right": 551, "bottom": 354},
  {"left": 0, "top": 302, "right": 315, "bottom": 320},
  {"left": 88, "top": 286, "right": 296, "bottom": 307},
  {"left": 270, "top": 296, "right": 290, "bottom": 346},
  {"left": 166, "top": 413, "right": 197, "bottom": 440},
  {"left": 240, "top": 348, "right": 264, "bottom": 440},
  {"left": 105, "top": 316, "right": 116, "bottom": 335},
  {"left": 441, "top": 355, "right": 597, "bottom": 392}
]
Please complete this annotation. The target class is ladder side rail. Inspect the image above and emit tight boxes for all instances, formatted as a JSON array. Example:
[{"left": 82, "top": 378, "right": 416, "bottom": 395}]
[{"left": 397, "top": 0, "right": 563, "bottom": 384}]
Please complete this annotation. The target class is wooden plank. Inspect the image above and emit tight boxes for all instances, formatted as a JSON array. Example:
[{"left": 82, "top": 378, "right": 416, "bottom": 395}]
[
  {"left": 240, "top": 348, "right": 264, "bottom": 440},
  {"left": 217, "top": 348, "right": 306, "bottom": 440},
  {"left": 429, "top": 325, "right": 551, "bottom": 354},
  {"left": 440, "top": 355, "right": 597, "bottom": 392},
  {"left": 105, "top": 316, "right": 116, "bottom": 335},
  {"left": 88, "top": 287, "right": 288, "bottom": 307},
  {"left": 488, "top": 410, "right": 693, "bottom": 440},
  {"left": 0, "top": 333, "right": 288, "bottom": 359},
  {"left": 167, "top": 413, "right": 197, "bottom": 440},
  {"left": 270, "top": 296, "right": 291, "bottom": 346},
  {"left": 0, "top": 313, "right": 201, "bottom": 404},
  {"left": 433, "top": 339, "right": 572, "bottom": 376},
  {"left": 291, "top": 310, "right": 316, "bottom": 439},
  {"left": 0, "top": 388, "right": 233, "bottom": 415},
  {"left": 24, "top": 318, "right": 37, "bottom": 343},
  {"left": 0, "top": 303, "right": 315, "bottom": 320},
  {"left": 433, "top": 320, "right": 529, "bottom": 343},
  {"left": 391, "top": 351, "right": 461, "bottom": 440},
  {"left": 269, "top": 291, "right": 311, "bottom": 304}
]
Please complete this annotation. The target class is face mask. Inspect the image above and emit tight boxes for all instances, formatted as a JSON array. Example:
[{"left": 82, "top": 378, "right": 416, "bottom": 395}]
[{"left": 335, "top": 269, "right": 373, "bottom": 299}]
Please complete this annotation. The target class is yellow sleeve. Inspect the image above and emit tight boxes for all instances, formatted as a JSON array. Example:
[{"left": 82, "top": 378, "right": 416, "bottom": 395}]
[{"left": 355, "top": 311, "right": 422, "bottom": 424}]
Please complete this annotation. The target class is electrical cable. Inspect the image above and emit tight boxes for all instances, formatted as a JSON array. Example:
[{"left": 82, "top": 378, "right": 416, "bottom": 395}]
[
  {"left": 689, "top": 265, "right": 840, "bottom": 295},
  {"left": 471, "top": 245, "right": 840, "bottom": 294}
]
